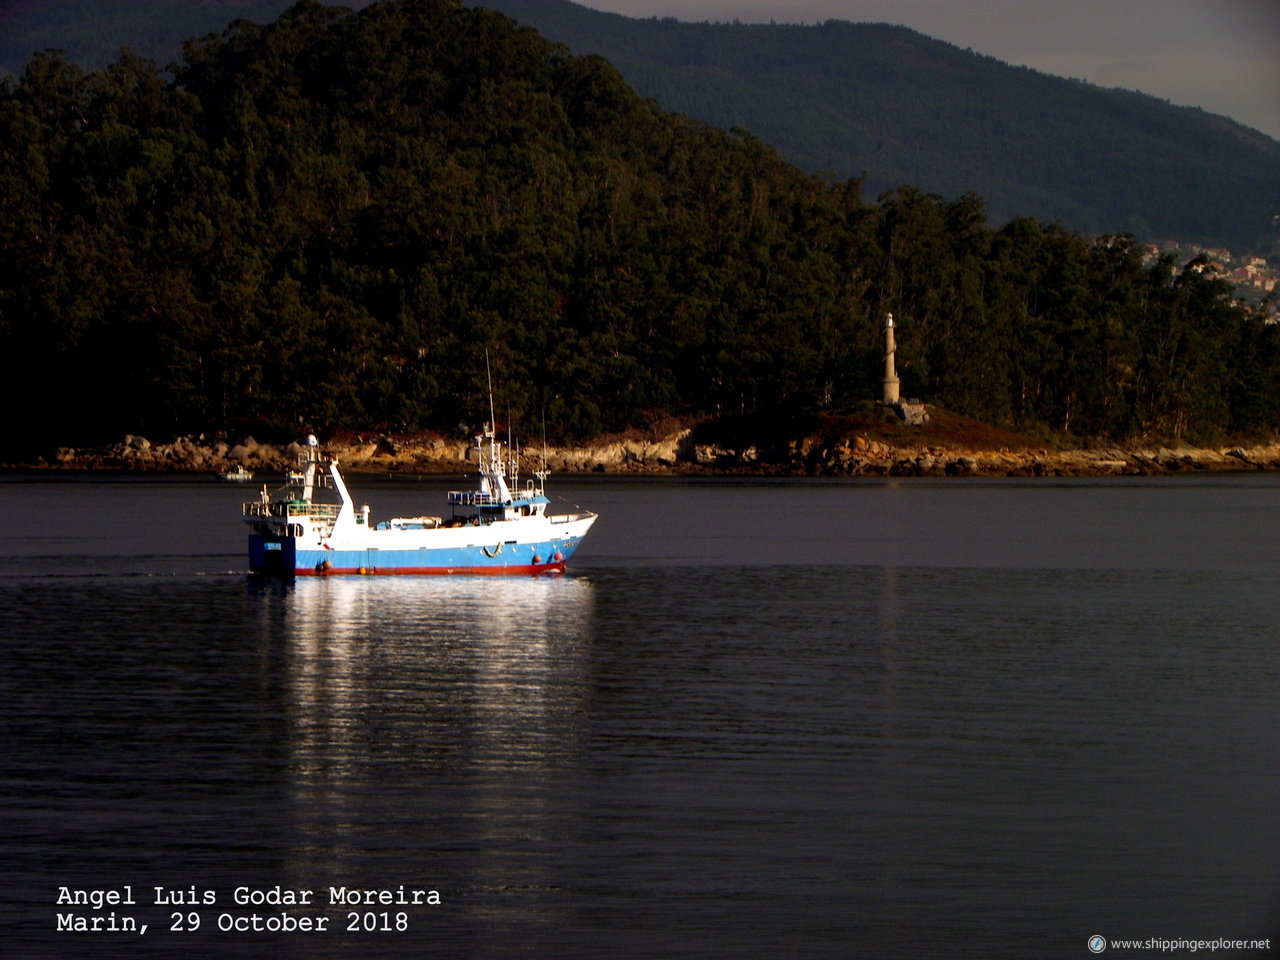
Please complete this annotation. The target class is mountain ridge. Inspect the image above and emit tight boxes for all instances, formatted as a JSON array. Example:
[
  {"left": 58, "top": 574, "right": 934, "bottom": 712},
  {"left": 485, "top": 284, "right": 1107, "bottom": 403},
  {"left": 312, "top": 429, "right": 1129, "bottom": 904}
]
[
  {"left": 4, "top": 0, "right": 1276, "bottom": 250},
  {"left": 1, "top": 0, "right": 1276, "bottom": 455},
  {"left": 469, "top": 0, "right": 1280, "bottom": 252}
]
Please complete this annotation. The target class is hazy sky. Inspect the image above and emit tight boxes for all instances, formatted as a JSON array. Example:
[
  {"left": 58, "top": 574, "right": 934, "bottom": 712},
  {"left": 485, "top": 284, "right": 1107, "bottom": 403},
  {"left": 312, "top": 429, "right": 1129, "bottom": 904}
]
[{"left": 578, "top": 0, "right": 1280, "bottom": 140}]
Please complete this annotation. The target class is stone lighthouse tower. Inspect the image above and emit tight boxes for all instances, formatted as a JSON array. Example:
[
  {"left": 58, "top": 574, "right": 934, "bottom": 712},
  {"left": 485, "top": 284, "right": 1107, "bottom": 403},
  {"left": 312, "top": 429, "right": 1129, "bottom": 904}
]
[
  {"left": 881, "top": 312, "right": 900, "bottom": 405},
  {"left": 877, "top": 312, "right": 928, "bottom": 425}
]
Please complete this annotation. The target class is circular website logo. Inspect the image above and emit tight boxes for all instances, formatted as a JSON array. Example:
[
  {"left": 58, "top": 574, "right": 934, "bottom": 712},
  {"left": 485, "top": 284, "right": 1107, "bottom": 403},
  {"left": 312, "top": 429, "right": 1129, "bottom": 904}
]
[{"left": 1087, "top": 934, "right": 1107, "bottom": 953}]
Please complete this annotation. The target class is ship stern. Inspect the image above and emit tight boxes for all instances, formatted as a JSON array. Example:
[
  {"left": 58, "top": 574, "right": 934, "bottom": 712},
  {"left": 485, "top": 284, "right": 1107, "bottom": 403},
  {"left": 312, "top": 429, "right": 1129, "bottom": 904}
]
[{"left": 248, "top": 534, "right": 296, "bottom": 578}]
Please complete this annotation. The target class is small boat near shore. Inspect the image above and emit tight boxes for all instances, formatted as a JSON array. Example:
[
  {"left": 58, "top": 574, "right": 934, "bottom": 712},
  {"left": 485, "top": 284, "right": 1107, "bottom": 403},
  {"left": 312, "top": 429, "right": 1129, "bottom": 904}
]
[
  {"left": 220, "top": 464, "right": 254, "bottom": 482},
  {"left": 243, "top": 431, "right": 596, "bottom": 577}
]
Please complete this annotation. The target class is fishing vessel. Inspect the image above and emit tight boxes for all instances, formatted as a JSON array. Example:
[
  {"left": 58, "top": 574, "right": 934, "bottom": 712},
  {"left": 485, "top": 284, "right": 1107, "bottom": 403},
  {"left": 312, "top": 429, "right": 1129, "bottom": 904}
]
[
  {"left": 220, "top": 464, "right": 254, "bottom": 482},
  {"left": 243, "top": 431, "right": 596, "bottom": 577}
]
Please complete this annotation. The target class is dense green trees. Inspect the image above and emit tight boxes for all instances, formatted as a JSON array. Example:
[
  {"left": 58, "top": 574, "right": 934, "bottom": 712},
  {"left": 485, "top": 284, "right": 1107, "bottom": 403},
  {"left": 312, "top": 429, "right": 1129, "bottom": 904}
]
[
  {"left": 8, "top": 1, "right": 1279, "bottom": 252},
  {"left": 0, "top": 0, "right": 1275, "bottom": 455}
]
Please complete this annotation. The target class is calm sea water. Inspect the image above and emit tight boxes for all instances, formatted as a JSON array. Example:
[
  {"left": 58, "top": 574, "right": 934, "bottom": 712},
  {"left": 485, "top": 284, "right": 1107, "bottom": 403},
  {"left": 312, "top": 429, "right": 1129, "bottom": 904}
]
[{"left": 1, "top": 471, "right": 1276, "bottom": 959}]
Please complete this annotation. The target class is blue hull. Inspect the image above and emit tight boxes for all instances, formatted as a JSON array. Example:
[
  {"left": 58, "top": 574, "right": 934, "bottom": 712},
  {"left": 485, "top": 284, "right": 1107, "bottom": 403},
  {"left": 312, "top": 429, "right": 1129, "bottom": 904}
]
[{"left": 249, "top": 534, "right": 584, "bottom": 577}]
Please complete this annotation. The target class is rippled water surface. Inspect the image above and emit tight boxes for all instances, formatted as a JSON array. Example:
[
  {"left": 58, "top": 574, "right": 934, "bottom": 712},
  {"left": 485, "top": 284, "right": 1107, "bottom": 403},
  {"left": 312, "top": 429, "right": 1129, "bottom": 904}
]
[{"left": 2, "top": 472, "right": 1277, "bottom": 958}]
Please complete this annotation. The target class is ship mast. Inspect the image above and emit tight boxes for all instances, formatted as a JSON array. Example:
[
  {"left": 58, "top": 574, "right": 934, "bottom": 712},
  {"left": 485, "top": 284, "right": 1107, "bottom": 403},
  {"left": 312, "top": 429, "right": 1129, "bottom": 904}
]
[{"left": 478, "top": 351, "right": 512, "bottom": 502}]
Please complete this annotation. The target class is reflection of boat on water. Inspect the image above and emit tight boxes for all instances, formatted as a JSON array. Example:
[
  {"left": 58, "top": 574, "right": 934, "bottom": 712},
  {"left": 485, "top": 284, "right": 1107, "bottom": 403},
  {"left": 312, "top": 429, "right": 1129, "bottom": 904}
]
[
  {"left": 242, "top": 430, "right": 597, "bottom": 578},
  {"left": 220, "top": 464, "right": 254, "bottom": 482},
  {"left": 278, "top": 572, "right": 596, "bottom": 646},
  {"left": 271, "top": 572, "right": 595, "bottom": 911}
]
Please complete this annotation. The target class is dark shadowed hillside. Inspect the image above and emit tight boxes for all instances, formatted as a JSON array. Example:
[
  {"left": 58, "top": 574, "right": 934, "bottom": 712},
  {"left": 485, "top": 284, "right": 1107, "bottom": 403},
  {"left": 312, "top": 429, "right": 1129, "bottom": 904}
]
[
  {"left": 0, "top": 0, "right": 356, "bottom": 73},
  {"left": 6, "top": 0, "right": 1276, "bottom": 251},
  {"left": 471, "top": 0, "right": 1280, "bottom": 252},
  {"left": 1, "top": 0, "right": 1276, "bottom": 457}
]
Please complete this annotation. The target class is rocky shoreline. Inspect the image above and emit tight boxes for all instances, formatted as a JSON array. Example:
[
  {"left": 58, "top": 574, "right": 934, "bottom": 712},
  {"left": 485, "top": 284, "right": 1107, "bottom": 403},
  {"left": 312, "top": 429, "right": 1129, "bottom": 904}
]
[{"left": 13, "top": 413, "right": 1280, "bottom": 479}]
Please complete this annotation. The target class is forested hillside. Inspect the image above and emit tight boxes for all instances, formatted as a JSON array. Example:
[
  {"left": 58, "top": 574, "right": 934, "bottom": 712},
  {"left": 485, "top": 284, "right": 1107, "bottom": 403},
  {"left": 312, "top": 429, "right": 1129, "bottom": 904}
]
[
  {"left": 8, "top": 0, "right": 1277, "bottom": 252},
  {"left": 472, "top": 0, "right": 1280, "bottom": 253},
  {"left": 1, "top": 0, "right": 1276, "bottom": 456}
]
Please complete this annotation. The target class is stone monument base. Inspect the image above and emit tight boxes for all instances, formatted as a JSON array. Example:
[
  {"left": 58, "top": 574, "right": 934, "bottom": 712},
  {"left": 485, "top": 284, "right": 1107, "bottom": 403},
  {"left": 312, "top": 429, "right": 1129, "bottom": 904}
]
[{"left": 878, "top": 400, "right": 930, "bottom": 426}]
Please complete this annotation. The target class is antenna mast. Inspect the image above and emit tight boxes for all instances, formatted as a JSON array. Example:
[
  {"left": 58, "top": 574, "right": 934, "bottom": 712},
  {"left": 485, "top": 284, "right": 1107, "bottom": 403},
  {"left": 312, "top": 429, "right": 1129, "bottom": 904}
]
[{"left": 484, "top": 349, "right": 496, "bottom": 430}]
